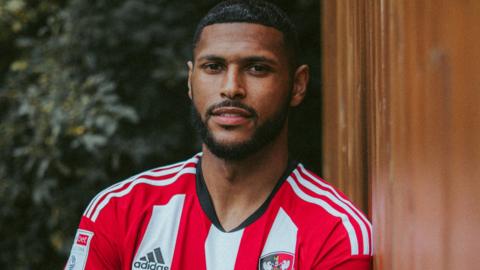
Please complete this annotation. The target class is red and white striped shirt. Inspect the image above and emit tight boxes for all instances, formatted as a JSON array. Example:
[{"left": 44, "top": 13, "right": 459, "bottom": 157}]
[{"left": 66, "top": 154, "right": 372, "bottom": 270}]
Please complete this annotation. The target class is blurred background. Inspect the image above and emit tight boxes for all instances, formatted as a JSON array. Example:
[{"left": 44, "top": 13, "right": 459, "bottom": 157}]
[{"left": 0, "top": 0, "right": 321, "bottom": 268}]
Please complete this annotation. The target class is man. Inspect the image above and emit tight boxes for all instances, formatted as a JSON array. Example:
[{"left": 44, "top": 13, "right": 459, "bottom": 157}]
[{"left": 66, "top": 1, "right": 372, "bottom": 269}]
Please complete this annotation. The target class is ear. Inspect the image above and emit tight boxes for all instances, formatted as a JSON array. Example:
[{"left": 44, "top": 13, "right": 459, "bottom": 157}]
[
  {"left": 187, "top": 61, "right": 194, "bottom": 100},
  {"left": 289, "top": 64, "right": 309, "bottom": 107}
]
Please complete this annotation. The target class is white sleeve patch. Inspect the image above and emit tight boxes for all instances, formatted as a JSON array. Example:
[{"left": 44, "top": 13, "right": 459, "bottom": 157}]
[{"left": 65, "top": 229, "right": 94, "bottom": 270}]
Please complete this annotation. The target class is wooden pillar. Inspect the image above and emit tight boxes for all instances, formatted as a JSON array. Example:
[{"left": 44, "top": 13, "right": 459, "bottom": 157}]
[
  {"left": 321, "top": 0, "right": 369, "bottom": 214},
  {"left": 321, "top": 1, "right": 480, "bottom": 269}
]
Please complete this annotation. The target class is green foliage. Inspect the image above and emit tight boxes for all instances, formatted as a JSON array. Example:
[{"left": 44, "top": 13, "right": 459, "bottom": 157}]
[
  {"left": 0, "top": 0, "right": 321, "bottom": 268},
  {"left": 0, "top": 5, "right": 139, "bottom": 268}
]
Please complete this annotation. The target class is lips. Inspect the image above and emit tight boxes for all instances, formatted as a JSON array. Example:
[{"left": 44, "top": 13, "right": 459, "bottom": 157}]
[
  {"left": 210, "top": 106, "right": 253, "bottom": 126},
  {"left": 211, "top": 107, "right": 252, "bottom": 117}
]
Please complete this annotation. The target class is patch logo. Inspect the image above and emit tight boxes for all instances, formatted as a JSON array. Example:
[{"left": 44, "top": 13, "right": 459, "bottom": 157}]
[
  {"left": 132, "top": 247, "right": 169, "bottom": 270},
  {"left": 259, "top": 252, "right": 294, "bottom": 270},
  {"left": 76, "top": 233, "right": 90, "bottom": 246},
  {"left": 66, "top": 254, "right": 76, "bottom": 270},
  {"left": 65, "top": 229, "right": 94, "bottom": 270}
]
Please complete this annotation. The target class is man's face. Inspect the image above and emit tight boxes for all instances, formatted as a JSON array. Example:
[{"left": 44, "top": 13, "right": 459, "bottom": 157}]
[{"left": 188, "top": 23, "right": 307, "bottom": 160}]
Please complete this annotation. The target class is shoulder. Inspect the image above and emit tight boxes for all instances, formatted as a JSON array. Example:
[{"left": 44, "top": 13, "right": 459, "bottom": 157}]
[
  {"left": 81, "top": 154, "right": 201, "bottom": 223},
  {"left": 282, "top": 163, "right": 373, "bottom": 257}
]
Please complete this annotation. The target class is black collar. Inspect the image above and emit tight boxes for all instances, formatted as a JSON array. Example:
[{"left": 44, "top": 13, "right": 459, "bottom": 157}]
[{"left": 195, "top": 157, "right": 298, "bottom": 232}]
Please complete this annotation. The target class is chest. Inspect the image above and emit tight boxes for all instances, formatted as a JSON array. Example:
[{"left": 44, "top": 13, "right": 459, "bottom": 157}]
[{"left": 123, "top": 194, "right": 306, "bottom": 270}]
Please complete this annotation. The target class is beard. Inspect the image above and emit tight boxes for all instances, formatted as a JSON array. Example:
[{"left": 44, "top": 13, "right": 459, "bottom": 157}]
[{"left": 191, "top": 99, "right": 290, "bottom": 161}]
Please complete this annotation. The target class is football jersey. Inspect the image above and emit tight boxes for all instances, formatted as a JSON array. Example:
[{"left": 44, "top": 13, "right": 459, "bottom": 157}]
[{"left": 65, "top": 153, "right": 372, "bottom": 270}]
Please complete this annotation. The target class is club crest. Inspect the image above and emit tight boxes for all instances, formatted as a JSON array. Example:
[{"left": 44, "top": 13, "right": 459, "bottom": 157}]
[{"left": 259, "top": 252, "right": 294, "bottom": 270}]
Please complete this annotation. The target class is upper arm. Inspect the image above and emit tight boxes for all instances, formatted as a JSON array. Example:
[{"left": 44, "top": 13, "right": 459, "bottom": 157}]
[
  {"left": 328, "top": 255, "right": 372, "bottom": 270},
  {"left": 311, "top": 220, "right": 372, "bottom": 270},
  {"left": 65, "top": 206, "right": 121, "bottom": 270}
]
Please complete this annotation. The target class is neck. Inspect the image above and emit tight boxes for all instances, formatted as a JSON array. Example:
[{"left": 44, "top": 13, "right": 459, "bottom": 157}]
[{"left": 201, "top": 128, "right": 289, "bottom": 231}]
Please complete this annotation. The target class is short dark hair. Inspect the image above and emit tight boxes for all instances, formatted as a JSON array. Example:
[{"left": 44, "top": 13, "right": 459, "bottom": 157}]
[{"left": 193, "top": 0, "right": 300, "bottom": 67}]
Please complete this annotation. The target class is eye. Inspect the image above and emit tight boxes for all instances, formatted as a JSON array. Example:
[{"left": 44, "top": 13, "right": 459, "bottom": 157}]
[
  {"left": 247, "top": 64, "right": 271, "bottom": 75},
  {"left": 201, "top": 63, "right": 224, "bottom": 73}
]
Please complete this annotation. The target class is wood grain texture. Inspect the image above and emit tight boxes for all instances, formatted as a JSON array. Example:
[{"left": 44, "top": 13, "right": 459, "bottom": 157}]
[
  {"left": 321, "top": 0, "right": 369, "bottom": 214},
  {"left": 322, "top": 1, "right": 480, "bottom": 269}
]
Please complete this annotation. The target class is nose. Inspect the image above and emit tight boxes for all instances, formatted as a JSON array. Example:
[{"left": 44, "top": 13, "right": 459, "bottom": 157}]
[{"left": 221, "top": 66, "right": 246, "bottom": 99}]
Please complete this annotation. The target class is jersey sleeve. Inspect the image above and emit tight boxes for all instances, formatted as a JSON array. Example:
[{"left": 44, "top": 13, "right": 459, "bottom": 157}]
[
  {"left": 312, "top": 246, "right": 372, "bottom": 270},
  {"left": 312, "top": 220, "right": 373, "bottom": 270},
  {"left": 330, "top": 255, "right": 372, "bottom": 270},
  {"left": 64, "top": 203, "right": 122, "bottom": 269}
]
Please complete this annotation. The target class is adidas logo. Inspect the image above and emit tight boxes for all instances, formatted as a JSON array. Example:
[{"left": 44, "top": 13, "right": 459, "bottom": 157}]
[{"left": 133, "top": 247, "right": 170, "bottom": 270}]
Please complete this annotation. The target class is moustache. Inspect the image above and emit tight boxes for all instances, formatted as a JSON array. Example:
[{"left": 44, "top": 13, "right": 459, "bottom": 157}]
[{"left": 206, "top": 100, "right": 258, "bottom": 118}]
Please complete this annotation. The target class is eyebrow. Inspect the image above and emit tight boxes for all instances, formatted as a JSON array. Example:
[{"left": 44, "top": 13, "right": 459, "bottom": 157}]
[
  {"left": 196, "top": 55, "right": 278, "bottom": 65},
  {"left": 242, "top": 56, "right": 277, "bottom": 65},
  {"left": 197, "top": 55, "right": 226, "bottom": 63}
]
